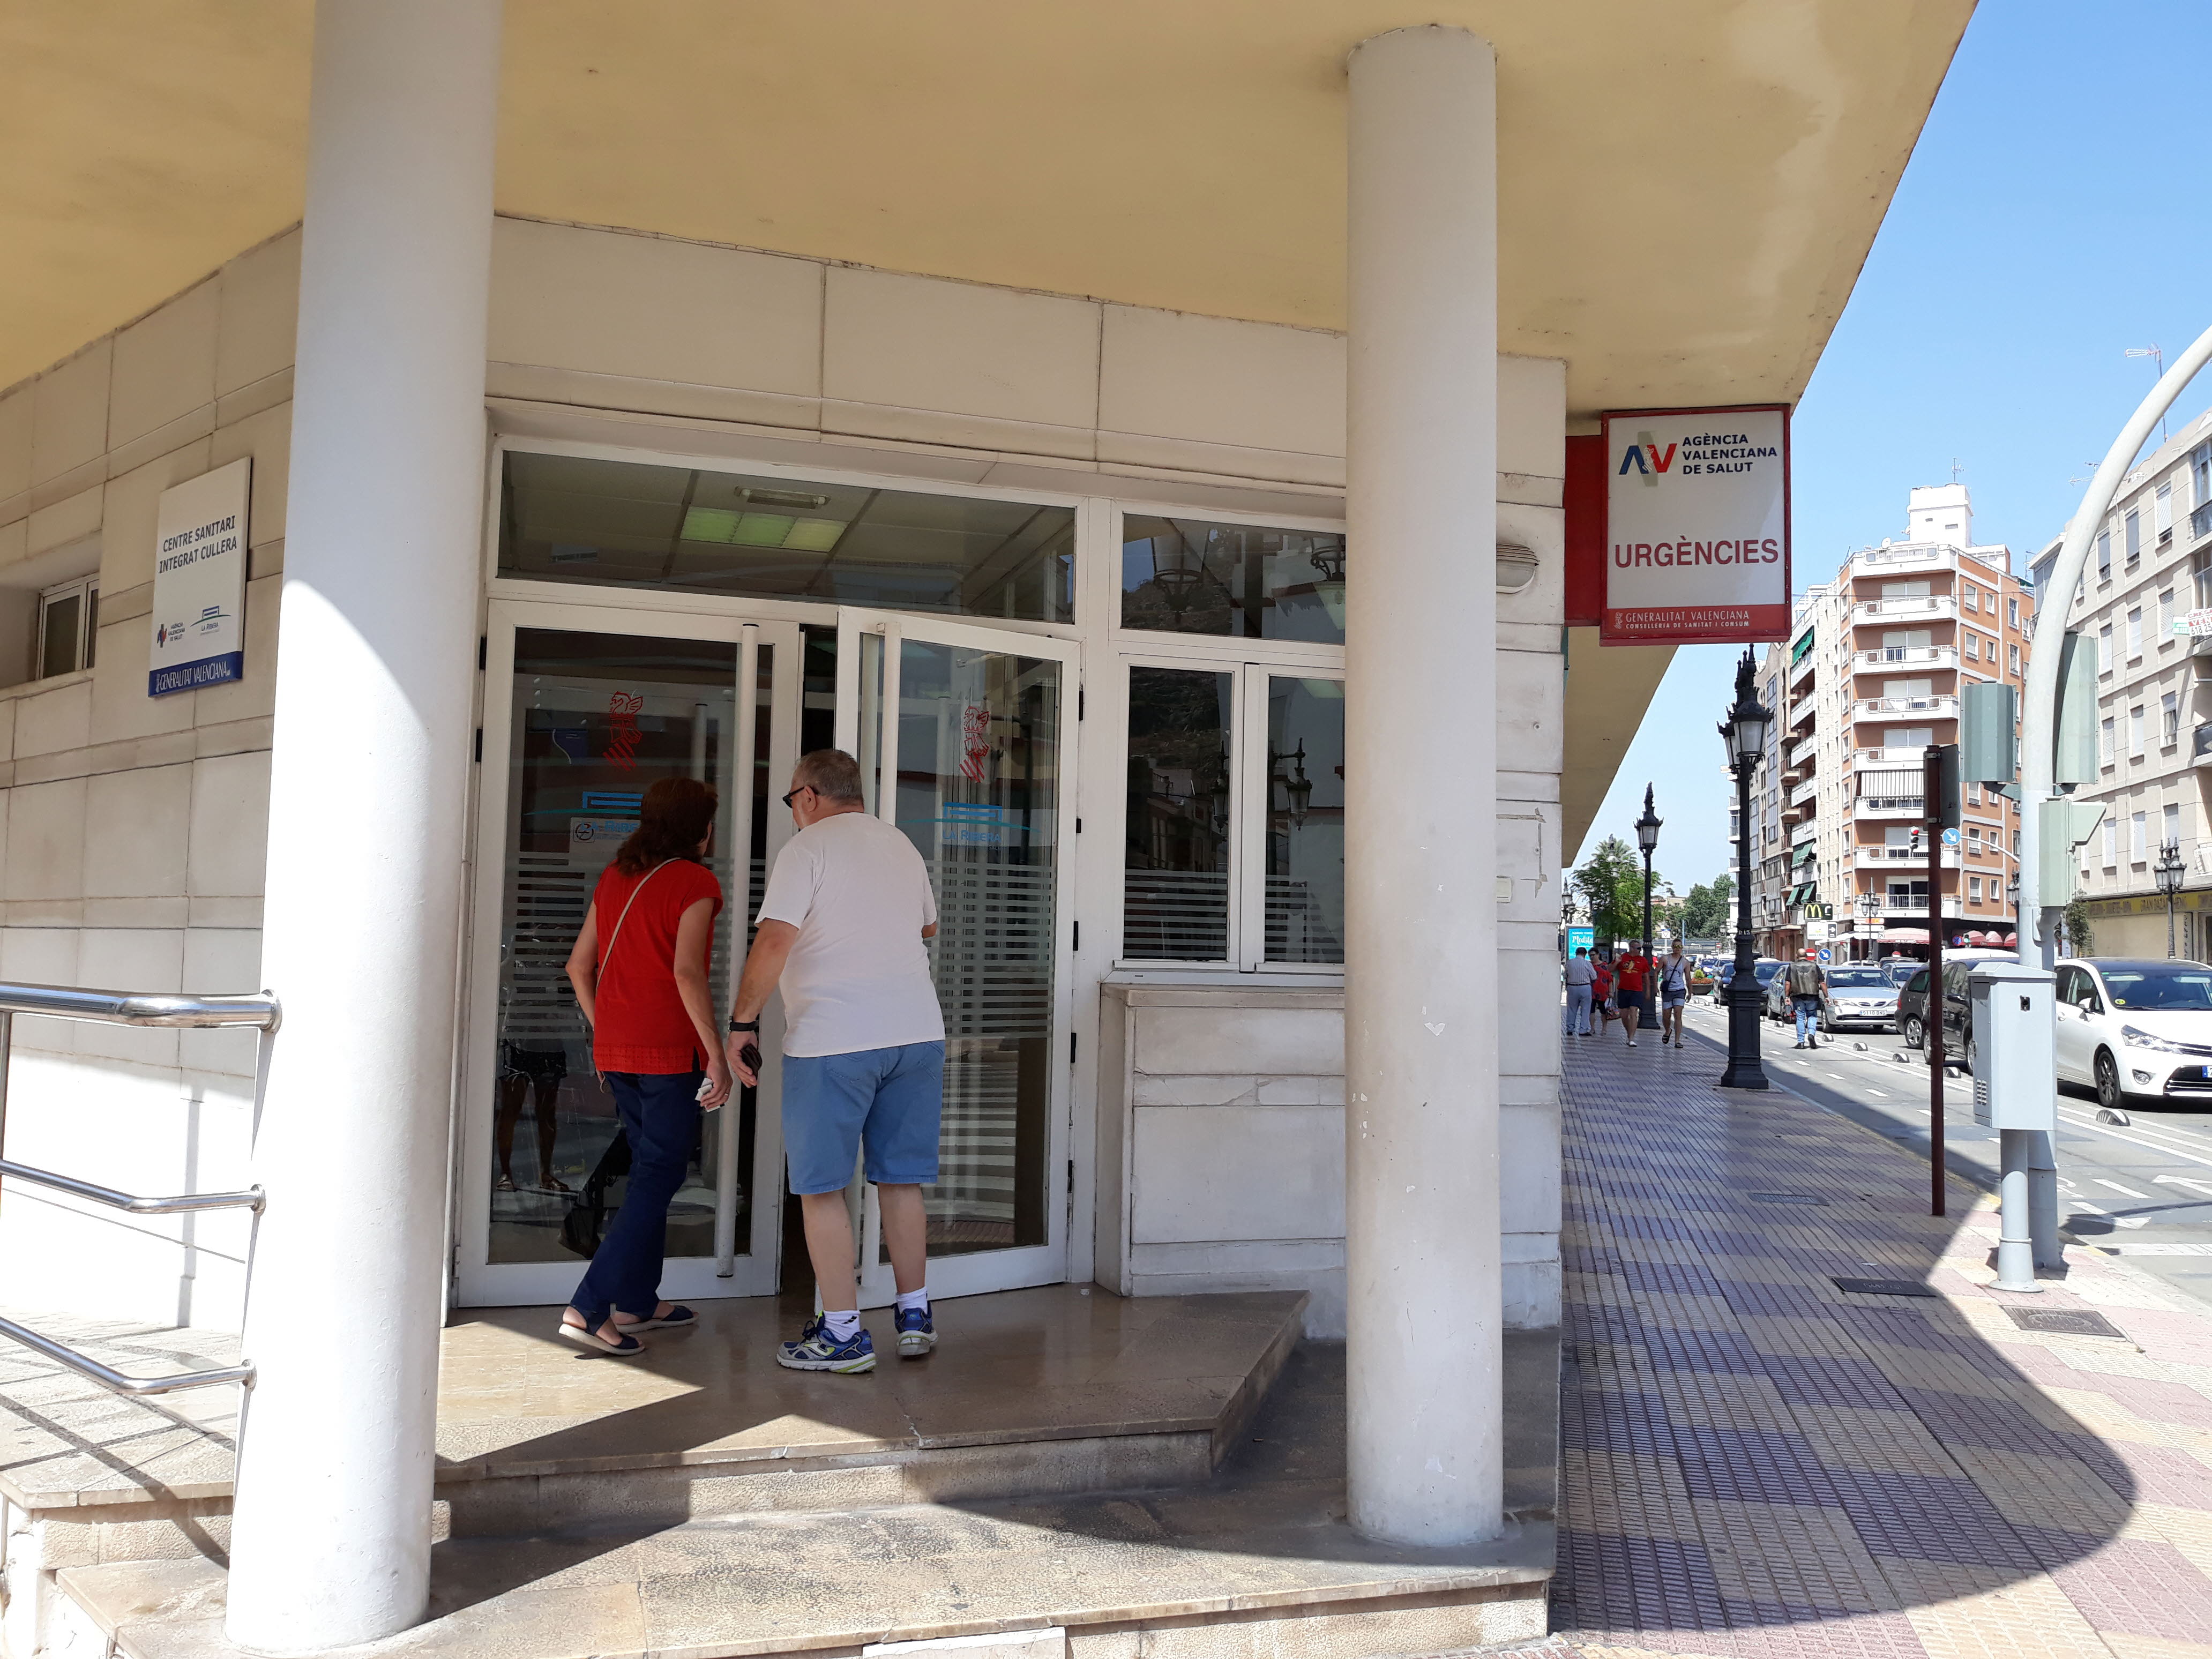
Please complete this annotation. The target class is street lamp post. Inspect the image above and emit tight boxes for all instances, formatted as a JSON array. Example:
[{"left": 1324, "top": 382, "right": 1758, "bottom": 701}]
[
  {"left": 1856, "top": 889, "right": 1881, "bottom": 961},
  {"left": 2156, "top": 840, "right": 2185, "bottom": 958},
  {"left": 1718, "top": 652, "right": 1774, "bottom": 1090},
  {"left": 1635, "top": 784, "right": 1663, "bottom": 1029},
  {"left": 2007, "top": 872, "right": 2021, "bottom": 952}
]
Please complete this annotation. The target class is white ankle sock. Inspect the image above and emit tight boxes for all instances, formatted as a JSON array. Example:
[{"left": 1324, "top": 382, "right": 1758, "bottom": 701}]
[
  {"left": 895, "top": 1287, "right": 930, "bottom": 1314},
  {"left": 823, "top": 1309, "right": 861, "bottom": 1341}
]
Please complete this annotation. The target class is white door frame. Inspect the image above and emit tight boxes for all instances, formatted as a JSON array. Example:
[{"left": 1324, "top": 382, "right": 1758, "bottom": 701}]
[
  {"left": 834, "top": 606, "right": 1082, "bottom": 1304},
  {"left": 455, "top": 596, "right": 802, "bottom": 1307}
]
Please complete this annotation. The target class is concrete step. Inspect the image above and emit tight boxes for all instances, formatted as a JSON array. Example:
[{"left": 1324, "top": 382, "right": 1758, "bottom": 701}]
[
  {"left": 1, "top": 1289, "right": 1311, "bottom": 1656},
  {"left": 49, "top": 1343, "right": 1560, "bottom": 1659}
]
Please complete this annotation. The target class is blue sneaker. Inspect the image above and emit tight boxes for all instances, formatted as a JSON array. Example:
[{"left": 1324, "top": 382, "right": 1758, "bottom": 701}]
[
  {"left": 777, "top": 1314, "right": 876, "bottom": 1373},
  {"left": 894, "top": 1302, "right": 936, "bottom": 1358}
]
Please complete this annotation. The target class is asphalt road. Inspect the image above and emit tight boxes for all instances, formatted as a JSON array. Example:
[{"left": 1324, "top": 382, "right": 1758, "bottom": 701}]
[{"left": 1619, "top": 998, "right": 2212, "bottom": 1310}]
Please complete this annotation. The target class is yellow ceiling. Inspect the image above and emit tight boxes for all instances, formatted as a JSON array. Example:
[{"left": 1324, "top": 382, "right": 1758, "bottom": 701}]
[{"left": 1, "top": 2, "right": 1969, "bottom": 403}]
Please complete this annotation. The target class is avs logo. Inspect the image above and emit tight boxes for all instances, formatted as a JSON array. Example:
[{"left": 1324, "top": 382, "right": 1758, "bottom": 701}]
[{"left": 1617, "top": 429, "right": 1675, "bottom": 487}]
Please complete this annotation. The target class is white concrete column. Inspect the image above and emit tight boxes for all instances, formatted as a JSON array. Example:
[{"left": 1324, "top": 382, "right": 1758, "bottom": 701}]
[
  {"left": 1342, "top": 25, "right": 1503, "bottom": 1546},
  {"left": 225, "top": 1, "right": 501, "bottom": 1649}
]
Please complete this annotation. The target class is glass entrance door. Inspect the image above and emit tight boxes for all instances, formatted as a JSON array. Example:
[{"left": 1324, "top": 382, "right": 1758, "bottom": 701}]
[
  {"left": 456, "top": 601, "right": 801, "bottom": 1306},
  {"left": 835, "top": 609, "right": 1077, "bottom": 1302}
]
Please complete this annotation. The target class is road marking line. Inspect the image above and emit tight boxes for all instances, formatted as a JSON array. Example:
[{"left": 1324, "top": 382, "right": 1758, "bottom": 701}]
[
  {"left": 2069, "top": 1200, "right": 2111, "bottom": 1214},
  {"left": 2094, "top": 1179, "right": 2151, "bottom": 1199},
  {"left": 2053, "top": 1105, "right": 2212, "bottom": 1172},
  {"left": 2154, "top": 1175, "right": 2212, "bottom": 1197}
]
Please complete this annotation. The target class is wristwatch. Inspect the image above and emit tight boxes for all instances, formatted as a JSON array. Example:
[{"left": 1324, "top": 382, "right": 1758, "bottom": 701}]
[{"left": 727, "top": 1018, "right": 760, "bottom": 1034}]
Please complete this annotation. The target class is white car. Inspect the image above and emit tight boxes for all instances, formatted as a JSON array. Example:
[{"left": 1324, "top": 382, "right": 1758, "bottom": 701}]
[{"left": 2052, "top": 957, "right": 2212, "bottom": 1112}]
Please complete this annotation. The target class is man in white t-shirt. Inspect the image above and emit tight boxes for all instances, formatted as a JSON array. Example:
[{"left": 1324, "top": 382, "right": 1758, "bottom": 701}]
[{"left": 727, "top": 749, "right": 945, "bottom": 1375}]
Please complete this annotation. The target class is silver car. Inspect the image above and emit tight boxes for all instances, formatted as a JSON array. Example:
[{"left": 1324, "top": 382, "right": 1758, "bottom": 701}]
[{"left": 1817, "top": 965, "right": 1901, "bottom": 1034}]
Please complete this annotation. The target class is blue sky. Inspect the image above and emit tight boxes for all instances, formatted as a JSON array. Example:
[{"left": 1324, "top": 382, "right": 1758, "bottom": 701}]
[{"left": 1574, "top": 0, "right": 2212, "bottom": 893}]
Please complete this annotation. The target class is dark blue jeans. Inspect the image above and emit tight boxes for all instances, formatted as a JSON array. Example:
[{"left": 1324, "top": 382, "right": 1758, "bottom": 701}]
[{"left": 570, "top": 1070, "right": 700, "bottom": 1327}]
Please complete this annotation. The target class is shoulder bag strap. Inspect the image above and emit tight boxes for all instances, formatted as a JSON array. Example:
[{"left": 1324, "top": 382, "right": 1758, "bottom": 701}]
[{"left": 599, "top": 860, "right": 676, "bottom": 987}]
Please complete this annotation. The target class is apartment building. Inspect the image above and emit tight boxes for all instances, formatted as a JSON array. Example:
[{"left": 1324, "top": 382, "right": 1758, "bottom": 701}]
[
  {"left": 2032, "top": 408, "right": 2212, "bottom": 958},
  {"left": 1747, "top": 484, "right": 2032, "bottom": 961}
]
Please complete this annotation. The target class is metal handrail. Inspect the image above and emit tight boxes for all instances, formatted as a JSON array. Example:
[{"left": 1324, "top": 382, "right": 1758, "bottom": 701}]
[
  {"left": 0, "top": 1158, "right": 263, "bottom": 1216},
  {"left": 0, "top": 1313, "right": 255, "bottom": 1396},
  {"left": 0, "top": 984, "right": 279, "bottom": 1030},
  {"left": 0, "top": 980, "right": 280, "bottom": 1396}
]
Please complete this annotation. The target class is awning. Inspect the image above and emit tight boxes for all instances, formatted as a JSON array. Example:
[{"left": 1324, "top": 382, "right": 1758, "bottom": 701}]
[{"left": 1880, "top": 927, "right": 1930, "bottom": 943}]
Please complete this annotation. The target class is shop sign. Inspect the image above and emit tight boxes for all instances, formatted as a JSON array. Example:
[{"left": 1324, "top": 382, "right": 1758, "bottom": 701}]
[
  {"left": 148, "top": 459, "right": 250, "bottom": 697},
  {"left": 2172, "top": 607, "right": 2212, "bottom": 639},
  {"left": 1600, "top": 405, "right": 1790, "bottom": 645}
]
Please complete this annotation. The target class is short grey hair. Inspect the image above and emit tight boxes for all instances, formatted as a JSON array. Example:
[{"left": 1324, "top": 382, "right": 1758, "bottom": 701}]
[{"left": 792, "top": 748, "right": 865, "bottom": 802}]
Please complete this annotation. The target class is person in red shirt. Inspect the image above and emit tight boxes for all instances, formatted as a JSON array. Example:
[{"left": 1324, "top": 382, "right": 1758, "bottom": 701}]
[
  {"left": 1612, "top": 942, "right": 1653, "bottom": 1049},
  {"left": 1590, "top": 955, "right": 1615, "bottom": 1032},
  {"left": 558, "top": 777, "right": 731, "bottom": 1356}
]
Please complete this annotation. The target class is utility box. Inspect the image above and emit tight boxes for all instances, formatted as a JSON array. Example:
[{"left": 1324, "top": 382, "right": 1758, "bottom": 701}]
[{"left": 1969, "top": 961, "right": 2057, "bottom": 1131}]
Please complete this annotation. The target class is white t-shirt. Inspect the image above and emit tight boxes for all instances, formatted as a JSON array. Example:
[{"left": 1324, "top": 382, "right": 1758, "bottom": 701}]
[{"left": 756, "top": 811, "right": 945, "bottom": 1057}]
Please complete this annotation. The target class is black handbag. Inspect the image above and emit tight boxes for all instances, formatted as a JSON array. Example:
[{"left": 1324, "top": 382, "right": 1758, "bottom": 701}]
[{"left": 558, "top": 1130, "right": 633, "bottom": 1259}]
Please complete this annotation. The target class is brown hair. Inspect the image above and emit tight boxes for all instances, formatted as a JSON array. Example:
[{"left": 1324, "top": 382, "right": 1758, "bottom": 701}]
[{"left": 612, "top": 777, "right": 719, "bottom": 875}]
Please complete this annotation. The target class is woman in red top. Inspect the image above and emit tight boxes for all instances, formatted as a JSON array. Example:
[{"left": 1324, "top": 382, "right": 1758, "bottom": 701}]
[
  {"left": 559, "top": 778, "right": 731, "bottom": 1355},
  {"left": 1590, "top": 956, "right": 1614, "bottom": 1032}
]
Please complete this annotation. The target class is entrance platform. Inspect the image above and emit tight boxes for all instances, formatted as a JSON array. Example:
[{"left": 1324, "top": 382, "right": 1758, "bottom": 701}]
[{"left": 3, "top": 1288, "right": 1560, "bottom": 1659}]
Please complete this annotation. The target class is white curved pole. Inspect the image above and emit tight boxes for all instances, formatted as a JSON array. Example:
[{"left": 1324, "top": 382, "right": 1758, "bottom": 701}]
[{"left": 2018, "top": 322, "right": 2212, "bottom": 960}]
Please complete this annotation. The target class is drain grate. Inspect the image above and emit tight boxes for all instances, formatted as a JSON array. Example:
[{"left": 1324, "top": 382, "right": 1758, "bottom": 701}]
[
  {"left": 2002, "top": 1306, "right": 2129, "bottom": 1339},
  {"left": 1831, "top": 1276, "right": 1939, "bottom": 1298},
  {"left": 1749, "top": 1191, "right": 1828, "bottom": 1206}
]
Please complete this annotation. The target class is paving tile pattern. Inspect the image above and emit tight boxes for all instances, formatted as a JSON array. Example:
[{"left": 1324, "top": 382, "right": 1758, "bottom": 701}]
[{"left": 1549, "top": 1035, "right": 2212, "bottom": 1657}]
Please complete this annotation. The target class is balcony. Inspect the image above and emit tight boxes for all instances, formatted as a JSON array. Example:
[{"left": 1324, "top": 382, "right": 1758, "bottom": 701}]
[
  {"left": 1854, "top": 645, "right": 1959, "bottom": 672},
  {"left": 1854, "top": 845, "right": 1960, "bottom": 870},
  {"left": 1852, "top": 694, "right": 1959, "bottom": 722},
  {"left": 1852, "top": 595, "right": 1956, "bottom": 624},
  {"left": 1790, "top": 815, "right": 1820, "bottom": 845},
  {"left": 1849, "top": 545, "right": 1954, "bottom": 579},
  {"left": 1789, "top": 775, "right": 1821, "bottom": 809},
  {"left": 1788, "top": 648, "right": 1818, "bottom": 688},
  {"left": 1854, "top": 745, "right": 1935, "bottom": 766},
  {"left": 1855, "top": 798, "right": 1926, "bottom": 820},
  {"left": 1784, "top": 733, "right": 1818, "bottom": 769}
]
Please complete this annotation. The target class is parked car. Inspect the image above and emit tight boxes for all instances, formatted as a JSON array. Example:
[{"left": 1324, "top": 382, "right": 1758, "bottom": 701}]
[
  {"left": 1817, "top": 965, "right": 1901, "bottom": 1033},
  {"left": 1879, "top": 958, "right": 1922, "bottom": 989},
  {"left": 1895, "top": 947, "right": 2031, "bottom": 1058},
  {"left": 2053, "top": 957, "right": 2212, "bottom": 1112},
  {"left": 1718, "top": 958, "right": 1784, "bottom": 1002}
]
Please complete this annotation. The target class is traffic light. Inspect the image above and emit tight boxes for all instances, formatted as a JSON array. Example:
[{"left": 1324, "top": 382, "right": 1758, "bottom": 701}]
[
  {"left": 2039, "top": 798, "right": 2106, "bottom": 905},
  {"left": 2053, "top": 630, "right": 2098, "bottom": 788},
  {"left": 1961, "top": 682, "right": 2017, "bottom": 783}
]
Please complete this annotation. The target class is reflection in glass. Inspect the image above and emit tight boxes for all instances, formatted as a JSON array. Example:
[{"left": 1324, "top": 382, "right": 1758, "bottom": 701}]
[
  {"left": 489, "top": 629, "right": 769, "bottom": 1265},
  {"left": 500, "top": 452, "right": 1075, "bottom": 623},
  {"left": 1121, "top": 517, "right": 1347, "bottom": 644},
  {"left": 886, "top": 641, "right": 1059, "bottom": 1257},
  {"left": 39, "top": 592, "right": 80, "bottom": 679},
  {"left": 1265, "top": 678, "right": 1346, "bottom": 963},
  {"left": 1123, "top": 667, "right": 1232, "bottom": 960}
]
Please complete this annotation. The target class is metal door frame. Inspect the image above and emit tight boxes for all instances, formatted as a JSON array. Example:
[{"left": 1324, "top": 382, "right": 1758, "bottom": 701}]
[
  {"left": 455, "top": 596, "right": 802, "bottom": 1308},
  {"left": 834, "top": 606, "right": 1082, "bottom": 1304}
]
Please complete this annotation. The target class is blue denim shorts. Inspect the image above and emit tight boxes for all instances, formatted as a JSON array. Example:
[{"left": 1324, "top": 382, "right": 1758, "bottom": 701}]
[{"left": 782, "top": 1040, "right": 945, "bottom": 1195}]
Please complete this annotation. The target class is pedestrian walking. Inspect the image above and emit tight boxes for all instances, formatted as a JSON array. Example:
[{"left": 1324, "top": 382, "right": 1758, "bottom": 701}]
[
  {"left": 1562, "top": 947, "right": 1596, "bottom": 1036},
  {"left": 559, "top": 777, "right": 730, "bottom": 1357},
  {"left": 727, "top": 749, "right": 946, "bottom": 1375},
  {"left": 1787, "top": 953, "right": 1825, "bottom": 1048},
  {"left": 1590, "top": 953, "right": 1615, "bottom": 1033},
  {"left": 1612, "top": 942, "right": 1652, "bottom": 1048},
  {"left": 1658, "top": 943, "right": 1691, "bottom": 1048}
]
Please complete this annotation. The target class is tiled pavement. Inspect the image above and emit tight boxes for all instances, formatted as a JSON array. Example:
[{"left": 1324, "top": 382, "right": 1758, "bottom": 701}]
[{"left": 1548, "top": 1031, "right": 2212, "bottom": 1659}]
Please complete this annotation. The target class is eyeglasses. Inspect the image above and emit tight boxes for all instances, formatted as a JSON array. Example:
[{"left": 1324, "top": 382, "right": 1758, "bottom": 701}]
[{"left": 781, "top": 786, "right": 815, "bottom": 808}]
